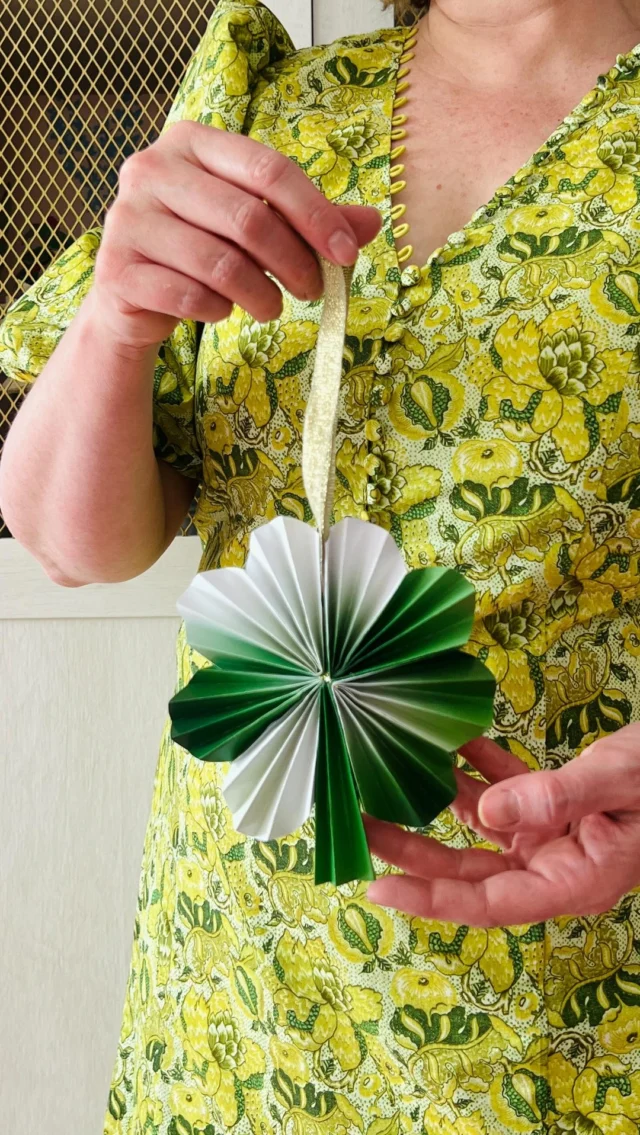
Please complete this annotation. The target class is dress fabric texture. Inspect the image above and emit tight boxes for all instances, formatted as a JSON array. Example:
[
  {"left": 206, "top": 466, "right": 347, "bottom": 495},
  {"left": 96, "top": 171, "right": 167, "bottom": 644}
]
[{"left": 5, "top": 2, "right": 640, "bottom": 1132}]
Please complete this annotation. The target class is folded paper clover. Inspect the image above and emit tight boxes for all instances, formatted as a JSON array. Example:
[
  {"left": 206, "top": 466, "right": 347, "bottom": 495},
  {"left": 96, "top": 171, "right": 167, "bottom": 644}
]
[{"left": 168, "top": 516, "right": 495, "bottom": 886}]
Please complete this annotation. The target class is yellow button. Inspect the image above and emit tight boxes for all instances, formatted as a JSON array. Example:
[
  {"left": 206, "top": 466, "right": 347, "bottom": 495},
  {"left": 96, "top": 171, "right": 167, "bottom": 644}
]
[{"left": 359, "top": 510, "right": 370, "bottom": 522}]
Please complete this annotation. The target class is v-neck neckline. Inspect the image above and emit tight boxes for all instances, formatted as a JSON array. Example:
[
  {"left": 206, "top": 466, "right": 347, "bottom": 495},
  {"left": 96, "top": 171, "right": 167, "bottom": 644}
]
[{"left": 382, "top": 22, "right": 640, "bottom": 288}]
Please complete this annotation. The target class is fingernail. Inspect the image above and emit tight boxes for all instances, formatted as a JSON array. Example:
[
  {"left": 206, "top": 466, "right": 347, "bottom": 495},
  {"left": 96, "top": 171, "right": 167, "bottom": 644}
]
[
  {"left": 483, "top": 788, "right": 521, "bottom": 828},
  {"left": 328, "top": 229, "right": 358, "bottom": 264}
]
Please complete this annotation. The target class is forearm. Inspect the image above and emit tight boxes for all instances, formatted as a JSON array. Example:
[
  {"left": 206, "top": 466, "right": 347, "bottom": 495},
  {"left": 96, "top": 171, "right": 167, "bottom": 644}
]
[{"left": 0, "top": 288, "right": 169, "bottom": 585}]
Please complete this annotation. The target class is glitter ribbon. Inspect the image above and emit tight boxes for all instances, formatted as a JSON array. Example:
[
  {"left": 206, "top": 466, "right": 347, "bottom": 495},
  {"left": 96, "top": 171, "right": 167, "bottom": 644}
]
[{"left": 301, "top": 256, "right": 355, "bottom": 543}]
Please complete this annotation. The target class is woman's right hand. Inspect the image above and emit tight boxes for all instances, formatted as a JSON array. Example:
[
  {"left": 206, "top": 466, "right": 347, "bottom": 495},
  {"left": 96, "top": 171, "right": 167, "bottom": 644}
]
[{"left": 93, "top": 119, "right": 382, "bottom": 353}]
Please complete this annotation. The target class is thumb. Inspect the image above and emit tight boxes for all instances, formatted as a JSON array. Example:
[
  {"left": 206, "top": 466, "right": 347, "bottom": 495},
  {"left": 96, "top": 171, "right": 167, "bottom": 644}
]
[
  {"left": 337, "top": 204, "right": 383, "bottom": 247},
  {"left": 479, "top": 725, "right": 640, "bottom": 831}
]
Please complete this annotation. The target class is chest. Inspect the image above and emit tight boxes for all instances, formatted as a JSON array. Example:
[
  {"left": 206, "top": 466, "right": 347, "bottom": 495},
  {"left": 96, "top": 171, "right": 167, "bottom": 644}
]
[{"left": 393, "top": 83, "right": 586, "bottom": 267}]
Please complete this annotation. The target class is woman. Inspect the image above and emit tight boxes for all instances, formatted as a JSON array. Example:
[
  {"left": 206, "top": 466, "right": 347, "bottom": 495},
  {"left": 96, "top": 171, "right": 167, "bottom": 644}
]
[{"left": 2, "top": 0, "right": 640, "bottom": 1130}]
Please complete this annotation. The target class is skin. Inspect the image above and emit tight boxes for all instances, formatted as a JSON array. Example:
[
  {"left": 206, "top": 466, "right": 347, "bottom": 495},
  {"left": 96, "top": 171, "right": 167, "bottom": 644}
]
[
  {"left": 0, "top": 121, "right": 381, "bottom": 585},
  {"left": 366, "top": 729, "right": 640, "bottom": 926},
  {"left": 366, "top": 0, "right": 640, "bottom": 927},
  {"left": 394, "top": 0, "right": 640, "bottom": 266}
]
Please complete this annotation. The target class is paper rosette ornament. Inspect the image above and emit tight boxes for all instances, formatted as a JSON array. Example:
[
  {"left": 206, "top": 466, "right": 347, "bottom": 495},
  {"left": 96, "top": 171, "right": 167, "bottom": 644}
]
[{"left": 168, "top": 258, "right": 496, "bottom": 886}]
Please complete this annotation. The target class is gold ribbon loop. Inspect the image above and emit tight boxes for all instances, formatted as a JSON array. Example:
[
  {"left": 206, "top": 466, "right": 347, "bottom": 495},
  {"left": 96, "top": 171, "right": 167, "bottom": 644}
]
[{"left": 302, "top": 255, "right": 354, "bottom": 542}]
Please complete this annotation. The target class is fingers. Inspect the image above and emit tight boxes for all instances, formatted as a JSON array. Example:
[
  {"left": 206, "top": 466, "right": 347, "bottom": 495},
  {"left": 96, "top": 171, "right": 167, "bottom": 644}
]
[
  {"left": 103, "top": 124, "right": 384, "bottom": 349},
  {"left": 479, "top": 724, "right": 640, "bottom": 832},
  {"left": 459, "top": 735, "right": 532, "bottom": 783},
  {"left": 363, "top": 815, "right": 508, "bottom": 882},
  {"left": 336, "top": 204, "right": 383, "bottom": 248},
  {"left": 108, "top": 259, "right": 234, "bottom": 326},
  {"left": 454, "top": 737, "right": 532, "bottom": 843},
  {"left": 170, "top": 121, "right": 381, "bottom": 266},
  {"left": 150, "top": 164, "right": 325, "bottom": 304},
  {"left": 367, "top": 868, "right": 580, "bottom": 927},
  {"left": 365, "top": 818, "right": 626, "bottom": 925},
  {"left": 450, "top": 768, "right": 514, "bottom": 850},
  {"left": 119, "top": 203, "right": 286, "bottom": 323},
  {"left": 364, "top": 816, "right": 596, "bottom": 924}
]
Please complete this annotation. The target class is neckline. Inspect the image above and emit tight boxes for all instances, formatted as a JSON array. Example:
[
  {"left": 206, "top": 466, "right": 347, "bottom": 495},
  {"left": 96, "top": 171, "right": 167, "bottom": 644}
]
[{"left": 384, "top": 22, "right": 640, "bottom": 288}]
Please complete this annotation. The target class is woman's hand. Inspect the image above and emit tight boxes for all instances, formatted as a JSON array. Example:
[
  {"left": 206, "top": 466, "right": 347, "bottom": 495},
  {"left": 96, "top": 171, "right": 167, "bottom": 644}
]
[
  {"left": 93, "top": 120, "right": 381, "bottom": 353},
  {"left": 364, "top": 725, "right": 640, "bottom": 927}
]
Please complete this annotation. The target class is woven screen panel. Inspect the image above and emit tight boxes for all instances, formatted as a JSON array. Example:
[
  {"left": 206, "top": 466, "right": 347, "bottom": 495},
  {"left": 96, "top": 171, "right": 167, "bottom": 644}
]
[{"left": 0, "top": 0, "right": 219, "bottom": 537}]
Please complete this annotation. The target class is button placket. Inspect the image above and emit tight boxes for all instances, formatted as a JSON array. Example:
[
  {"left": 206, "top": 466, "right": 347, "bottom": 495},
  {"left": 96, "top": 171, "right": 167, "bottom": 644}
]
[{"left": 362, "top": 318, "right": 409, "bottom": 527}]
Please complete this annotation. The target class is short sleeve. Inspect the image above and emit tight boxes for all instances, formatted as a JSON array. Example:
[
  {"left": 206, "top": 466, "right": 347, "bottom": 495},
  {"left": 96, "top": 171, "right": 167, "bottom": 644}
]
[{"left": 0, "top": 0, "right": 296, "bottom": 483}]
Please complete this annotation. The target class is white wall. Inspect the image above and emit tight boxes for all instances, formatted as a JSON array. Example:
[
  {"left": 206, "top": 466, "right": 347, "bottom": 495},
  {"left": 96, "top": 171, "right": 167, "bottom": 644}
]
[
  {"left": 0, "top": 540, "right": 202, "bottom": 1133},
  {"left": 0, "top": 617, "right": 179, "bottom": 1131}
]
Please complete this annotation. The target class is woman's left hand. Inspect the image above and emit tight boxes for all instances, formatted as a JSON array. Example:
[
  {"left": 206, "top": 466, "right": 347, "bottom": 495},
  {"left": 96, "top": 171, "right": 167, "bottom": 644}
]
[{"left": 364, "top": 724, "right": 640, "bottom": 927}]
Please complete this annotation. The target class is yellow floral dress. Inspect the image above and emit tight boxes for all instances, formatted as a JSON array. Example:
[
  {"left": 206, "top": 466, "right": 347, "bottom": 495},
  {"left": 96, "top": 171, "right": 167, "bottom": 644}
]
[{"left": 4, "top": 2, "right": 640, "bottom": 1132}]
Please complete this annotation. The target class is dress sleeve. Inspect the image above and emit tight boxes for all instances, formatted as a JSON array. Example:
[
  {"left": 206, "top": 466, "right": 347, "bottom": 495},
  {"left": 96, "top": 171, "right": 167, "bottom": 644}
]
[{"left": 0, "top": 0, "right": 296, "bottom": 482}]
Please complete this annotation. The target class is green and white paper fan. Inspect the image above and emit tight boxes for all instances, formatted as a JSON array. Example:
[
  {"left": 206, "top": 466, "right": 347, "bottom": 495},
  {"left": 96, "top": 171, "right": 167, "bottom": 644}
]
[
  {"left": 169, "top": 520, "right": 495, "bottom": 886},
  {"left": 168, "top": 257, "right": 496, "bottom": 886}
]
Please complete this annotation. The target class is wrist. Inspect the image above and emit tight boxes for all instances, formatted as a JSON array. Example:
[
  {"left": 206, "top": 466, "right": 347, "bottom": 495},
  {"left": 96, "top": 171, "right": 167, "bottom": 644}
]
[{"left": 81, "top": 287, "right": 162, "bottom": 366}]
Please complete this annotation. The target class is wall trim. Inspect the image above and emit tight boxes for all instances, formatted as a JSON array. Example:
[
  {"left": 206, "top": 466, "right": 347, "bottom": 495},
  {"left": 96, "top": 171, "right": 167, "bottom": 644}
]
[{"left": 0, "top": 535, "right": 203, "bottom": 619}]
